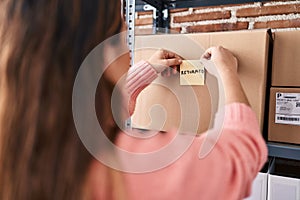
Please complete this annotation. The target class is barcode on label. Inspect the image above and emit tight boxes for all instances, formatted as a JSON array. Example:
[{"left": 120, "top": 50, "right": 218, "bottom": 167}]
[{"left": 277, "top": 116, "right": 300, "bottom": 121}]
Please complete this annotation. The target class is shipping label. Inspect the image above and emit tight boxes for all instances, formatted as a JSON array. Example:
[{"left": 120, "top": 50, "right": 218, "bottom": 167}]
[{"left": 275, "top": 92, "right": 300, "bottom": 126}]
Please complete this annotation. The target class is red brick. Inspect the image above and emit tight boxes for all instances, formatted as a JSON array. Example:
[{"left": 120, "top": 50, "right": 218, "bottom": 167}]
[
  {"left": 254, "top": 19, "right": 300, "bottom": 29},
  {"left": 135, "top": 17, "right": 153, "bottom": 26},
  {"left": 173, "top": 11, "right": 231, "bottom": 23},
  {"left": 170, "top": 8, "right": 189, "bottom": 13},
  {"left": 192, "top": 3, "right": 252, "bottom": 11},
  {"left": 236, "top": 4, "right": 300, "bottom": 17},
  {"left": 186, "top": 22, "right": 249, "bottom": 33},
  {"left": 170, "top": 27, "right": 182, "bottom": 33},
  {"left": 137, "top": 11, "right": 152, "bottom": 17}
]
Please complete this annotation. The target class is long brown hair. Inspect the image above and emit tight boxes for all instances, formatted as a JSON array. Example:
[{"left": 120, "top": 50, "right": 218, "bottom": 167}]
[{"left": 0, "top": 0, "right": 124, "bottom": 199}]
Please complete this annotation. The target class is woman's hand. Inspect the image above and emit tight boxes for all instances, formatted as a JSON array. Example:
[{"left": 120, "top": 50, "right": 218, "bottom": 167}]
[
  {"left": 147, "top": 49, "right": 182, "bottom": 76},
  {"left": 202, "top": 46, "right": 249, "bottom": 105},
  {"left": 202, "top": 46, "right": 238, "bottom": 77}
]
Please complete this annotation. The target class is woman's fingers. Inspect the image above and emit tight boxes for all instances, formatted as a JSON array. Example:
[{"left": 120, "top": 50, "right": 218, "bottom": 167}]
[
  {"left": 162, "top": 58, "right": 182, "bottom": 68},
  {"left": 172, "top": 66, "right": 178, "bottom": 75},
  {"left": 202, "top": 47, "right": 215, "bottom": 60}
]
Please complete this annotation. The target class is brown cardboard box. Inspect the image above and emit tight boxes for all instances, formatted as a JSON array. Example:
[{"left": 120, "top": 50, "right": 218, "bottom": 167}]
[
  {"left": 272, "top": 30, "right": 300, "bottom": 87},
  {"left": 268, "top": 87, "right": 300, "bottom": 144},
  {"left": 132, "top": 29, "right": 270, "bottom": 134}
]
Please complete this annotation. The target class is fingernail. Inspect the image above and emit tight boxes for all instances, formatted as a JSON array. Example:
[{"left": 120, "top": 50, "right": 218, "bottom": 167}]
[{"left": 173, "top": 68, "right": 177, "bottom": 74}]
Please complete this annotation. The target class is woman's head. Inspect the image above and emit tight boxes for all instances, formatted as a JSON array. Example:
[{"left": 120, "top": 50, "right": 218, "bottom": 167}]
[{"left": 0, "top": 0, "right": 127, "bottom": 199}]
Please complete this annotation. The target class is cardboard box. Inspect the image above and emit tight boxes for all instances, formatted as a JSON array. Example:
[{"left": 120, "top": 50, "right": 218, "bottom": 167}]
[
  {"left": 132, "top": 29, "right": 270, "bottom": 134},
  {"left": 268, "top": 87, "right": 300, "bottom": 144},
  {"left": 272, "top": 30, "right": 300, "bottom": 87}
]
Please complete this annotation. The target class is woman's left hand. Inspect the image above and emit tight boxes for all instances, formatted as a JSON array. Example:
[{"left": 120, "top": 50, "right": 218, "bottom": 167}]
[{"left": 147, "top": 49, "right": 182, "bottom": 77}]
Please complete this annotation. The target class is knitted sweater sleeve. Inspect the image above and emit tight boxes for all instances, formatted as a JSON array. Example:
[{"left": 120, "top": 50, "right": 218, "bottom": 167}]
[{"left": 126, "top": 60, "right": 158, "bottom": 116}]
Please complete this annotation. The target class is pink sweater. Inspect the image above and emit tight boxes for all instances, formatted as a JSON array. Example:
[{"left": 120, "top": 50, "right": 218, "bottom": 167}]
[{"left": 116, "top": 61, "right": 268, "bottom": 200}]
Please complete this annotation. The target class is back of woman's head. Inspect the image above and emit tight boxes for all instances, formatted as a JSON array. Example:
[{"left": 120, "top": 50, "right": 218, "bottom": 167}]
[{"left": 0, "top": 0, "right": 123, "bottom": 199}]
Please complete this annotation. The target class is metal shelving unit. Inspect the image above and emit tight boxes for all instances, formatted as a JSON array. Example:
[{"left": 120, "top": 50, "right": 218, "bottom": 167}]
[
  {"left": 125, "top": 0, "right": 300, "bottom": 162},
  {"left": 268, "top": 142, "right": 300, "bottom": 161}
]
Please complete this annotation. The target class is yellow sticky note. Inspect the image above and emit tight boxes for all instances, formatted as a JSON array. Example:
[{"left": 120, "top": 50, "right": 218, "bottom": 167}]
[{"left": 180, "top": 60, "right": 205, "bottom": 85}]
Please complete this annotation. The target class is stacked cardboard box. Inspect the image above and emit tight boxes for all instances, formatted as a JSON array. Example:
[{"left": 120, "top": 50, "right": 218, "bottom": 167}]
[
  {"left": 268, "top": 30, "right": 300, "bottom": 144},
  {"left": 132, "top": 29, "right": 270, "bottom": 134}
]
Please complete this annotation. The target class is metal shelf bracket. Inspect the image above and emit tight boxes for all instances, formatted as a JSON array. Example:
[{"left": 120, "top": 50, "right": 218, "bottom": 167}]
[{"left": 144, "top": 4, "right": 170, "bottom": 33}]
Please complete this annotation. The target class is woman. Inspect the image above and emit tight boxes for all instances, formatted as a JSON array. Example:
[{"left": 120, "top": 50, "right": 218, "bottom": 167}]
[
  {"left": 0, "top": 0, "right": 127, "bottom": 199},
  {"left": 0, "top": 0, "right": 267, "bottom": 200}
]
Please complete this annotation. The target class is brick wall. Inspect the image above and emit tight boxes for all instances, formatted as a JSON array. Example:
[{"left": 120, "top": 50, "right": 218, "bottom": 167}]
[{"left": 135, "top": 0, "right": 300, "bottom": 34}]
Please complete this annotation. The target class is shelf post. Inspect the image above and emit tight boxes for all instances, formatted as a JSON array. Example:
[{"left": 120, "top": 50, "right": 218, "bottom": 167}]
[
  {"left": 124, "top": 0, "right": 136, "bottom": 129},
  {"left": 155, "top": 8, "right": 170, "bottom": 33},
  {"left": 142, "top": 0, "right": 170, "bottom": 33},
  {"left": 125, "top": 0, "right": 135, "bottom": 67}
]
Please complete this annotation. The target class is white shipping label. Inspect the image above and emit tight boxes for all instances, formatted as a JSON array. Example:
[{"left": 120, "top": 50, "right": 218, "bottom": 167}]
[
  {"left": 275, "top": 92, "right": 300, "bottom": 126},
  {"left": 180, "top": 60, "right": 205, "bottom": 86}
]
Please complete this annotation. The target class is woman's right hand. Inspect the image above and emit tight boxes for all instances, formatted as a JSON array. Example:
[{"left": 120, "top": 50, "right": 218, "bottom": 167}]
[
  {"left": 202, "top": 46, "right": 249, "bottom": 105},
  {"left": 202, "top": 46, "right": 238, "bottom": 77}
]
